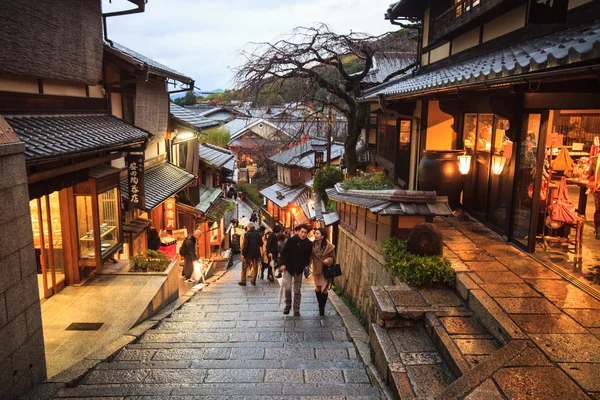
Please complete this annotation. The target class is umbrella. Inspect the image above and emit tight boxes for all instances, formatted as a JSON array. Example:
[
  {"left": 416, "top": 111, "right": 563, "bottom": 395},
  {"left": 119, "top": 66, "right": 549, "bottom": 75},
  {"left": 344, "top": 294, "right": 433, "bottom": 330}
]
[{"left": 277, "top": 273, "right": 286, "bottom": 308}]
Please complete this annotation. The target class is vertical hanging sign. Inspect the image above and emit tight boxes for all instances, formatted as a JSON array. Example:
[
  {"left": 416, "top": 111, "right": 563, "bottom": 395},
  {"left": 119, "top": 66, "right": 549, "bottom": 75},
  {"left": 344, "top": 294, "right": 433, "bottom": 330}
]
[
  {"left": 126, "top": 152, "right": 145, "bottom": 210},
  {"left": 164, "top": 198, "right": 177, "bottom": 230}
]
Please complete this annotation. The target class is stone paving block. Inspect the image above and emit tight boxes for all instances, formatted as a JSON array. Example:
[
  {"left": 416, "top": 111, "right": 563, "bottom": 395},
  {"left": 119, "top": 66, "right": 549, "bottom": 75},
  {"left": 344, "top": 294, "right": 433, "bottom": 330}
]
[
  {"left": 479, "top": 283, "right": 541, "bottom": 298},
  {"left": 511, "top": 314, "right": 588, "bottom": 334},
  {"left": 235, "top": 320, "right": 258, "bottom": 328},
  {"left": 530, "top": 333, "right": 600, "bottom": 363},
  {"left": 171, "top": 382, "right": 281, "bottom": 396},
  {"left": 463, "top": 378, "right": 504, "bottom": 399},
  {"left": 152, "top": 348, "right": 205, "bottom": 361},
  {"left": 400, "top": 352, "right": 442, "bottom": 365},
  {"left": 503, "top": 346, "right": 552, "bottom": 367},
  {"left": 264, "top": 348, "right": 315, "bottom": 360},
  {"left": 259, "top": 332, "right": 305, "bottom": 343},
  {"left": 203, "top": 347, "right": 231, "bottom": 360},
  {"left": 406, "top": 364, "right": 454, "bottom": 399},
  {"left": 304, "top": 369, "right": 344, "bottom": 384},
  {"left": 464, "top": 262, "right": 508, "bottom": 272},
  {"left": 474, "top": 271, "right": 523, "bottom": 284},
  {"left": 563, "top": 308, "right": 600, "bottom": 328},
  {"left": 496, "top": 258, "right": 561, "bottom": 279},
  {"left": 343, "top": 368, "right": 371, "bottom": 384},
  {"left": 115, "top": 349, "right": 156, "bottom": 362},
  {"left": 294, "top": 319, "right": 322, "bottom": 328},
  {"left": 453, "top": 251, "right": 495, "bottom": 262},
  {"left": 315, "top": 348, "right": 349, "bottom": 360},
  {"left": 186, "top": 332, "right": 230, "bottom": 343},
  {"left": 229, "top": 332, "right": 260, "bottom": 342},
  {"left": 230, "top": 347, "right": 265, "bottom": 360},
  {"left": 390, "top": 371, "right": 415, "bottom": 398},
  {"left": 304, "top": 331, "right": 333, "bottom": 341},
  {"left": 493, "top": 366, "right": 589, "bottom": 400},
  {"left": 387, "top": 326, "right": 437, "bottom": 353},
  {"left": 386, "top": 288, "right": 426, "bottom": 308},
  {"left": 83, "top": 370, "right": 150, "bottom": 384},
  {"left": 191, "top": 359, "right": 283, "bottom": 370},
  {"left": 98, "top": 361, "right": 192, "bottom": 370},
  {"left": 441, "top": 317, "right": 488, "bottom": 335},
  {"left": 139, "top": 333, "right": 186, "bottom": 344},
  {"left": 496, "top": 297, "right": 561, "bottom": 314},
  {"left": 559, "top": 363, "right": 600, "bottom": 392},
  {"left": 420, "top": 288, "right": 464, "bottom": 307},
  {"left": 256, "top": 320, "right": 287, "bottom": 328},
  {"left": 526, "top": 279, "right": 600, "bottom": 309},
  {"left": 143, "top": 368, "right": 207, "bottom": 384},
  {"left": 264, "top": 368, "right": 304, "bottom": 383},
  {"left": 332, "top": 330, "right": 349, "bottom": 341},
  {"left": 204, "top": 368, "right": 265, "bottom": 383},
  {"left": 454, "top": 338, "right": 498, "bottom": 356}
]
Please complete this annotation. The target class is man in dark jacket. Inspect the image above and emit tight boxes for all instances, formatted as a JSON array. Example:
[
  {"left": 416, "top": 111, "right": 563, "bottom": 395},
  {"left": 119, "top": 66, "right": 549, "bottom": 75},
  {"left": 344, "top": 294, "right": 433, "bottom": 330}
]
[
  {"left": 240, "top": 222, "right": 262, "bottom": 286},
  {"left": 179, "top": 230, "right": 201, "bottom": 283},
  {"left": 278, "top": 224, "right": 313, "bottom": 316}
]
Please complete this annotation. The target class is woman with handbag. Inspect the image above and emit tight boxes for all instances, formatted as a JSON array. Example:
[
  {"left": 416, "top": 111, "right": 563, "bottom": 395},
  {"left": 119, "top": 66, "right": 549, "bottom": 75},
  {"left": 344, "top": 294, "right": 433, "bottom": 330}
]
[
  {"left": 311, "top": 228, "right": 336, "bottom": 316},
  {"left": 587, "top": 155, "right": 600, "bottom": 239}
]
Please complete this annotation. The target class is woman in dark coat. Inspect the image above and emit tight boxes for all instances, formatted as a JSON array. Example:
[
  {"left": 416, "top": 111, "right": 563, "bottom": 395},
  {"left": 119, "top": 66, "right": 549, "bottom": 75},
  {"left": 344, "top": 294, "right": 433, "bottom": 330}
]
[
  {"left": 147, "top": 227, "right": 161, "bottom": 251},
  {"left": 310, "top": 228, "right": 335, "bottom": 316}
]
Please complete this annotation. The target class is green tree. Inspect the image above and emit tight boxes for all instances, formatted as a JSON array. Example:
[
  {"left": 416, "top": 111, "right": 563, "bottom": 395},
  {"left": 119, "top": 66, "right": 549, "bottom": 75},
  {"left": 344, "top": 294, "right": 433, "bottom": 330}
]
[
  {"left": 201, "top": 126, "right": 231, "bottom": 148},
  {"left": 179, "top": 91, "right": 198, "bottom": 106},
  {"left": 313, "top": 165, "right": 344, "bottom": 202}
]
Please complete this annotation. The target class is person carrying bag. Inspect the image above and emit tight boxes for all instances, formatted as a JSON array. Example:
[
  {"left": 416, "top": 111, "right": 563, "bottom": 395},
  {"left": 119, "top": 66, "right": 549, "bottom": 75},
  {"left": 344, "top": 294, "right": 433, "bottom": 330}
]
[{"left": 310, "top": 228, "right": 337, "bottom": 317}]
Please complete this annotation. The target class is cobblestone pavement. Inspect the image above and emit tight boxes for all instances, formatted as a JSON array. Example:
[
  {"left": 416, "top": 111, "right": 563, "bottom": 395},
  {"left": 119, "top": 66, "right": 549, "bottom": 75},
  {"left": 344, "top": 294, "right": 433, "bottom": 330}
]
[{"left": 53, "top": 260, "right": 383, "bottom": 399}]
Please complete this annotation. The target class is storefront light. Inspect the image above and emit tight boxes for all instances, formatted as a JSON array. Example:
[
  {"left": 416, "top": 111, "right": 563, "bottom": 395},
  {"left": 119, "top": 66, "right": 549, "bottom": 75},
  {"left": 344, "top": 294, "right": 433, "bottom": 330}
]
[
  {"left": 458, "top": 155, "right": 472, "bottom": 175},
  {"left": 491, "top": 155, "right": 506, "bottom": 175},
  {"left": 176, "top": 131, "right": 196, "bottom": 140}
]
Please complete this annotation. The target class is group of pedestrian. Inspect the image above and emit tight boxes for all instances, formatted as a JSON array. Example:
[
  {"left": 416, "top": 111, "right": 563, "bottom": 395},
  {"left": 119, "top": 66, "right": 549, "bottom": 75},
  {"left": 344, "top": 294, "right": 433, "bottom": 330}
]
[{"left": 238, "top": 221, "right": 336, "bottom": 317}]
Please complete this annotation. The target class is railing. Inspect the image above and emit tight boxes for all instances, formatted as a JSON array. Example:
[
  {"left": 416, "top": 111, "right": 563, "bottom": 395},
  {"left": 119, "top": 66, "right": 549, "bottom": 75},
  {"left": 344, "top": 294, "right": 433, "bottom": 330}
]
[{"left": 430, "top": 0, "right": 504, "bottom": 41}]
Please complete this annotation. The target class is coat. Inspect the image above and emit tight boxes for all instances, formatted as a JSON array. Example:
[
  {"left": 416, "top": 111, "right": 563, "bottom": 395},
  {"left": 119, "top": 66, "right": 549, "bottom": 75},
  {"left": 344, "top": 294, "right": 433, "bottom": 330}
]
[
  {"left": 278, "top": 234, "right": 313, "bottom": 275},
  {"left": 311, "top": 241, "right": 335, "bottom": 286},
  {"left": 179, "top": 235, "right": 197, "bottom": 261},
  {"left": 260, "top": 230, "right": 273, "bottom": 264},
  {"left": 242, "top": 228, "right": 262, "bottom": 259}
]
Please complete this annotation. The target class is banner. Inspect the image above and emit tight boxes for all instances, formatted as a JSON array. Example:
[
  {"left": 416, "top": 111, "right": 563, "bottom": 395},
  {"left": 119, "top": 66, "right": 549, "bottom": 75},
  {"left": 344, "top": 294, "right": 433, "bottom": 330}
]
[
  {"left": 164, "top": 198, "right": 177, "bottom": 230},
  {"left": 126, "top": 152, "right": 145, "bottom": 210}
]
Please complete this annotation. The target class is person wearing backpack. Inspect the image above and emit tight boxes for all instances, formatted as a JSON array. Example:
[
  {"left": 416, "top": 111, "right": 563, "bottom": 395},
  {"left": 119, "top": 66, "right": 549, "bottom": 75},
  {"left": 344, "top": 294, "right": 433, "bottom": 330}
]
[
  {"left": 179, "top": 230, "right": 201, "bottom": 283},
  {"left": 239, "top": 222, "right": 262, "bottom": 286}
]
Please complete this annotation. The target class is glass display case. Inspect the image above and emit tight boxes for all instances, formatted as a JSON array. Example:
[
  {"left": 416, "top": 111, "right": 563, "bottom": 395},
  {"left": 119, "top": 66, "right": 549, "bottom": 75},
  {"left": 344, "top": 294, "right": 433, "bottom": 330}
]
[{"left": 76, "top": 187, "right": 120, "bottom": 259}]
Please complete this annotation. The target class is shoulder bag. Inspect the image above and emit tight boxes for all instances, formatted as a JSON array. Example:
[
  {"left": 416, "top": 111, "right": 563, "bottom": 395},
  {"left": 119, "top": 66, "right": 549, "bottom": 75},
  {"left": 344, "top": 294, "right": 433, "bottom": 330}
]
[{"left": 323, "top": 263, "right": 342, "bottom": 279}]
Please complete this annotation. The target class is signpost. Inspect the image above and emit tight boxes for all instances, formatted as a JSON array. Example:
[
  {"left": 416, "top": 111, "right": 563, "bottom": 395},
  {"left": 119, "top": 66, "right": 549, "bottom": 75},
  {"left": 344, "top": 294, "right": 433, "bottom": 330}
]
[{"left": 126, "top": 152, "right": 145, "bottom": 211}]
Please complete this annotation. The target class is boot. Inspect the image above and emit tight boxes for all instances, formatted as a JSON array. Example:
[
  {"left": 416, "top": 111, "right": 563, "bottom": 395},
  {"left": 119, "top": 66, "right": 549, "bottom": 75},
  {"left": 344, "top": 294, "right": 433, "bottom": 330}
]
[{"left": 320, "top": 292, "right": 328, "bottom": 316}]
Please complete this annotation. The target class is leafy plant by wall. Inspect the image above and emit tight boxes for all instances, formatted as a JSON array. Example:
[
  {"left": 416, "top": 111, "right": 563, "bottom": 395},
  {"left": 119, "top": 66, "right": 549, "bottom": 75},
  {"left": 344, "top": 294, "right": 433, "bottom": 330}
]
[
  {"left": 381, "top": 237, "right": 455, "bottom": 287},
  {"left": 313, "top": 165, "right": 344, "bottom": 201},
  {"left": 131, "top": 250, "right": 170, "bottom": 272},
  {"left": 340, "top": 172, "right": 393, "bottom": 191},
  {"left": 201, "top": 126, "right": 231, "bottom": 148}
]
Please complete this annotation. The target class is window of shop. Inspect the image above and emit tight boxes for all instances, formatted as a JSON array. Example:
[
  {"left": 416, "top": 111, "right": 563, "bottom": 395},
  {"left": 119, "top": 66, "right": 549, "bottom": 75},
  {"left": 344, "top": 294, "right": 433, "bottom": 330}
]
[{"left": 30, "top": 191, "right": 66, "bottom": 299}]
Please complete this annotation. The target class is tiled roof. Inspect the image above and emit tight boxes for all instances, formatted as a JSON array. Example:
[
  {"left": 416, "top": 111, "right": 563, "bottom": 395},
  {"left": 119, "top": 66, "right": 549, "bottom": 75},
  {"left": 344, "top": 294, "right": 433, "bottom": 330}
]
[
  {"left": 108, "top": 42, "right": 193, "bottom": 84},
  {"left": 171, "top": 104, "right": 220, "bottom": 130},
  {"left": 364, "top": 20, "right": 600, "bottom": 100},
  {"left": 269, "top": 138, "right": 345, "bottom": 170},
  {"left": 361, "top": 52, "right": 416, "bottom": 84},
  {"left": 198, "top": 143, "right": 234, "bottom": 169},
  {"left": 196, "top": 185, "right": 222, "bottom": 213},
  {"left": 326, "top": 183, "right": 452, "bottom": 216},
  {"left": 260, "top": 183, "right": 310, "bottom": 209},
  {"left": 120, "top": 162, "right": 196, "bottom": 212},
  {"left": 206, "top": 198, "right": 236, "bottom": 221},
  {"left": 5, "top": 114, "right": 150, "bottom": 161}
]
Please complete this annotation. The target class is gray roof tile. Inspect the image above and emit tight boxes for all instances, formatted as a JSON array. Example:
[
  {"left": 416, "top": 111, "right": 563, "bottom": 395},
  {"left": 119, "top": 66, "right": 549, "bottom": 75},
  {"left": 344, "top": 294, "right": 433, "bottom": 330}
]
[
  {"left": 260, "top": 183, "right": 310, "bottom": 209},
  {"left": 269, "top": 138, "right": 345, "bottom": 170},
  {"left": 361, "top": 52, "right": 416, "bottom": 84},
  {"left": 196, "top": 185, "right": 223, "bottom": 213},
  {"left": 364, "top": 20, "right": 600, "bottom": 99},
  {"left": 5, "top": 114, "right": 150, "bottom": 161},
  {"left": 199, "top": 143, "right": 234, "bottom": 169},
  {"left": 171, "top": 104, "right": 220, "bottom": 130},
  {"left": 120, "top": 162, "right": 196, "bottom": 212}
]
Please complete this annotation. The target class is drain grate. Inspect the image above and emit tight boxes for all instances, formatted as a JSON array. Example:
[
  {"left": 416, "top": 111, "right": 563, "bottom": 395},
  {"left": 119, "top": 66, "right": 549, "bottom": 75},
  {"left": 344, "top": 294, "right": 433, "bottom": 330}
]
[{"left": 66, "top": 322, "right": 104, "bottom": 331}]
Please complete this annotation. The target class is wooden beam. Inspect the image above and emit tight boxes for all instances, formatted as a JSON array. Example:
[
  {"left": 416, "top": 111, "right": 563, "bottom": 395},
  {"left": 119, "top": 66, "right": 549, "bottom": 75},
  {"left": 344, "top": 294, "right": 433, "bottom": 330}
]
[
  {"left": 0, "top": 91, "right": 107, "bottom": 114},
  {"left": 28, "top": 152, "right": 125, "bottom": 183}
]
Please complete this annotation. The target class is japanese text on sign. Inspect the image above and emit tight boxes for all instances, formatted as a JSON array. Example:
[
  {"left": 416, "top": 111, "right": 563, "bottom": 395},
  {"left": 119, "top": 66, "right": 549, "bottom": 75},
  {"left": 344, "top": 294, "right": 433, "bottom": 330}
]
[
  {"left": 164, "top": 198, "right": 176, "bottom": 230},
  {"left": 126, "top": 152, "right": 145, "bottom": 210}
]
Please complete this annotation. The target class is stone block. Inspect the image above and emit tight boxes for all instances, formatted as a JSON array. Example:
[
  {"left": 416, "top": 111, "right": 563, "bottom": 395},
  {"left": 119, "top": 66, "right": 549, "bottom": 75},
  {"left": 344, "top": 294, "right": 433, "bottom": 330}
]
[
  {"left": 406, "top": 363, "right": 455, "bottom": 398},
  {"left": 493, "top": 366, "right": 589, "bottom": 400},
  {"left": 11, "top": 328, "right": 45, "bottom": 383},
  {"left": 19, "top": 244, "right": 37, "bottom": 279},
  {"left": 0, "top": 214, "right": 33, "bottom": 259},
  {"left": 0, "top": 313, "right": 27, "bottom": 362},
  {"left": 0, "top": 356, "right": 12, "bottom": 399},
  {"left": 390, "top": 371, "right": 416, "bottom": 399},
  {"left": 1, "top": 153, "right": 28, "bottom": 187},
  {"left": 0, "top": 251, "right": 21, "bottom": 294},
  {"left": 456, "top": 273, "right": 479, "bottom": 301},
  {"left": 0, "top": 189, "right": 15, "bottom": 225},
  {"left": 464, "top": 378, "right": 504, "bottom": 399},
  {"left": 5, "top": 273, "right": 38, "bottom": 321},
  {"left": 11, "top": 184, "right": 30, "bottom": 218},
  {"left": 0, "top": 293, "right": 6, "bottom": 329},
  {"left": 25, "top": 302, "right": 42, "bottom": 337},
  {"left": 468, "top": 289, "right": 527, "bottom": 344}
]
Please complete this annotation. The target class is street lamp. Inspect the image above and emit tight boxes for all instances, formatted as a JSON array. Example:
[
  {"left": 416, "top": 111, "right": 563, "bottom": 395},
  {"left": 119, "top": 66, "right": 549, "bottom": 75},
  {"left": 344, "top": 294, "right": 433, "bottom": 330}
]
[
  {"left": 491, "top": 155, "right": 506, "bottom": 175},
  {"left": 457, "top": 154, "right": 471, "bottom": 222}
]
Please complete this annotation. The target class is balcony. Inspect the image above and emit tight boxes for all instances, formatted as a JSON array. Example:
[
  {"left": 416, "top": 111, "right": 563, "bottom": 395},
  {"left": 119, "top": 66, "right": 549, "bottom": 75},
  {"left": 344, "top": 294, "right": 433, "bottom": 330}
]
[{"left": 430, "top": 0, "right": 514, "bottom": 42}]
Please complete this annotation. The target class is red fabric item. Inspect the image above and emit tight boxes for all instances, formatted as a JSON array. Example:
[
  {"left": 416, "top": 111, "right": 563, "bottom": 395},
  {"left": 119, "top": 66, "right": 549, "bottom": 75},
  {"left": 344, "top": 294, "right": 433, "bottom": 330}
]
[{"left": 550, "top": 177, "right": 577, "bottom": 224}]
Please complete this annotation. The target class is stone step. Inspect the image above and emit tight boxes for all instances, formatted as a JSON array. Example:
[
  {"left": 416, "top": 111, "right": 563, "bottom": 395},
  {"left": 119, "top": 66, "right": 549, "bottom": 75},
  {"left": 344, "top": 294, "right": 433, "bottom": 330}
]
[
  {"left": 99, "top": 359, "right": 366, "bottom": 370},
  {"left": 125, "top": 341, "right": 355, "bottom": 349}
]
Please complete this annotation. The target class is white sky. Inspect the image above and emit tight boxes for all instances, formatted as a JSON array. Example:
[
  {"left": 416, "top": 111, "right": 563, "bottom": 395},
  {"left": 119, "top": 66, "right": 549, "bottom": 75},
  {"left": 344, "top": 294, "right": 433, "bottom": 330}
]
[{"left": 103, "top": 0, "right": 397, "bottom": 91}]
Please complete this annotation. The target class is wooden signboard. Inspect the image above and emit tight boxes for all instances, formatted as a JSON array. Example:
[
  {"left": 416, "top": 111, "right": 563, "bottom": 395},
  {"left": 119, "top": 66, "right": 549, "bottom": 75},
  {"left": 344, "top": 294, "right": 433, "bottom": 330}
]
[{"left": 126, "top": 152, "right": 145, "bottom": 210}]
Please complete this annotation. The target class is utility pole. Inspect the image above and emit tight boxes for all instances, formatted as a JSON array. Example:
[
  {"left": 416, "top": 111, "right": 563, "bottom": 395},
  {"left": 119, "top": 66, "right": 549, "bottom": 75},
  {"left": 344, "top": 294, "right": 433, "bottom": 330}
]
[{"left": 326, "top": 92, "right": 332, "bottom": 164}]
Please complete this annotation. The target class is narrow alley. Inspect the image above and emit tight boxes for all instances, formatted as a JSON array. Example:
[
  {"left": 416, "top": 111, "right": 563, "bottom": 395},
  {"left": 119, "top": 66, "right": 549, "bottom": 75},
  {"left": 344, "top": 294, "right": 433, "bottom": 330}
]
[{"left": 51, "top": 258, "right": 383, "bottom": 399}]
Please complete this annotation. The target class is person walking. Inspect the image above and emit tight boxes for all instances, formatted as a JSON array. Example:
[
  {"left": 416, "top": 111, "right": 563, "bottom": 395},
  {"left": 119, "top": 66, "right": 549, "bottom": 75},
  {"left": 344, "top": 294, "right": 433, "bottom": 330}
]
[
  {"left": 311, "top": 228, "right": 336, "bottom": 316},
  {"left": 250, "top": 211, "right": 258, "bottom": 223},
  {"left": 259, "top": 228, "right": 275, "bottom": 281},
  {"left": 147, "top": 227, "right": 161, "bottom": 251},
  {"left": 239, "top": 222, "right": 262, "bottom": 286},
  {"left": 179, "top": 230, "right": 201, "bottom": 283},
  {"left": 278, "top": 224, "right": 313, "bottom": 316}
]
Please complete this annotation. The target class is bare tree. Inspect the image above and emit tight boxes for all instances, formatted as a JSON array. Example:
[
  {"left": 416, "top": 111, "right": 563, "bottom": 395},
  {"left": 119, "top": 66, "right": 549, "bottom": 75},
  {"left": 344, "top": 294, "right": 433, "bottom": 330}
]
[{"left": 235, "top": 23, "right": 413, "bottom": 175}]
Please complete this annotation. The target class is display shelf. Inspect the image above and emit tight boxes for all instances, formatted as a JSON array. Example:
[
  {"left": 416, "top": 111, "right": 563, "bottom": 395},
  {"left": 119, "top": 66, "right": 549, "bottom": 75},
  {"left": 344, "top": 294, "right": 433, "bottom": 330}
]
[{"left": 79, "top": 225, "right": 116, "bottom": 242}]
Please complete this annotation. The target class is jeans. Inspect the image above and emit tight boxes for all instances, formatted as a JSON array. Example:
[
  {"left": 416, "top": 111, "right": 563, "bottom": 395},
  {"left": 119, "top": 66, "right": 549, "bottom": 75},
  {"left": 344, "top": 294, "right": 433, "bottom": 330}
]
[
  {"left": 284, "top": 271, "right": 303, "bottom": 311},
  {"left": 241, "top": 258, "right": 259, "bottom": 284},
  {"left": 183, "top": 258, "right": 194, "bottom": 279}
]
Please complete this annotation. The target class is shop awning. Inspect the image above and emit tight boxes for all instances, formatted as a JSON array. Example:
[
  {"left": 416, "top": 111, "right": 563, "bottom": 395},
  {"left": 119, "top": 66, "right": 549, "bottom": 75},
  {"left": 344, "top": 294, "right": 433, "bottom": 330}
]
[
  {"left": 206, "top": 198, "right": 236, "bottom": 222},
  {"left": 120, "top": 162, "right": 196, "bottom": 212},
  {"left": 196, "top": 185, "right": 223, "bottom": 213},
  {"left": 363, "top": 20, "right": 600, "bottom": 101},
  {"left": 5, "top": 114, "right": 151, "bottom": 162},
  {"left": 260, "top": 183, "right": 310, "bottom": 209},
  {"left": 326, "top": 183, "right": 452, "bottom": 216}
]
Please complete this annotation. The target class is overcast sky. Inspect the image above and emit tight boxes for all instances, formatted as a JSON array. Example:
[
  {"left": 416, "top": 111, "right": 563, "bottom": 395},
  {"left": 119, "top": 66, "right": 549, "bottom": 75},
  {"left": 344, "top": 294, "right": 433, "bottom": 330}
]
[{"left": 103, "top": 0, "right": 397, "bottom": 92}]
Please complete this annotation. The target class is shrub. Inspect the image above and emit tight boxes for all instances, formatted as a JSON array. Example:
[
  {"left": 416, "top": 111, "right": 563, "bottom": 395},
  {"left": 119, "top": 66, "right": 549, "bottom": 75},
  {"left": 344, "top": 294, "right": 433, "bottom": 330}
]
[
  {"left": 340, "top": 172, "right": 393, "bottom": 191},
  {"left": 131, "top": 249, "right": 170, "bottom": 272},
  {"left": 236, "top": 182, "right": 262, "bottom": 206},
  {"left": 381, "top": 237, "right": 455, "bottom": 287},
  {"left": 313, "top": 165, "right": 344, "bottom": 201},
  {"left": 200, "top": 126, "right": 231, "bottom": 148}
]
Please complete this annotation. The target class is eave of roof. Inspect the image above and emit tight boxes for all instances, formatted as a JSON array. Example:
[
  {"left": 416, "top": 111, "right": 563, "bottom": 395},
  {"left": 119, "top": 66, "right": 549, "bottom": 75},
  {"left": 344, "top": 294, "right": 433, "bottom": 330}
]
[
  {"left": 170, "top": 103, "right": 220, "bottom": 130},
  {"left": 198, "top": 143, "right": 235, "bottom": 169}
]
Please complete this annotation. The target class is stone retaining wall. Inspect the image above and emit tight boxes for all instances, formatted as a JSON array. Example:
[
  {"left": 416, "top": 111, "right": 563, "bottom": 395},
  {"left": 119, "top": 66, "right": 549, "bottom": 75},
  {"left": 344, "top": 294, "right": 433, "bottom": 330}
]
[
  {"left": 335, "top": 225, "right": 398, "bottom": 322},
  {"left": 0, "top": 134, "right": 46, "bottom": 398}
]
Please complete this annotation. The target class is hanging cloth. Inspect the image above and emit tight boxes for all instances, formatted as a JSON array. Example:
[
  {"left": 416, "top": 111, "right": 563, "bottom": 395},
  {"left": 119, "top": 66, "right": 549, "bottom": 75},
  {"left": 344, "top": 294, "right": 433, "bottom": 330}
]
[
  {"left": 552, "top": 147, "right": 574, "bottom": 171},
  {"left": 590, "top": 136, "right": 600, "bottom": 158},
  {"left": 550, "top": 176, "right": 577, "bottom": 224}
]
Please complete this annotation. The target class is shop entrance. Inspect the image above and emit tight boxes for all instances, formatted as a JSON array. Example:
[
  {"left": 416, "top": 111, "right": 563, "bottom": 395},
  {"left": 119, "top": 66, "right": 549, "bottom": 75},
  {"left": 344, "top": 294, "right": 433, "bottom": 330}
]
[{"left": 30, "top": 191, "right": 66, "bottom": 299}]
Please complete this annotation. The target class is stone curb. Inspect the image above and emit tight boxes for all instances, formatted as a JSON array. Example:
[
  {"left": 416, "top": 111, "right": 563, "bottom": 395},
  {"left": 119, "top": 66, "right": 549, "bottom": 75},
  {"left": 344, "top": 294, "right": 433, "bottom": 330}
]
[
  {"left": 328, "top": 289, "right": 395, "bottom": 400},
  {"left": 19, "top": 262, "right": 235, "bottom": 400}
]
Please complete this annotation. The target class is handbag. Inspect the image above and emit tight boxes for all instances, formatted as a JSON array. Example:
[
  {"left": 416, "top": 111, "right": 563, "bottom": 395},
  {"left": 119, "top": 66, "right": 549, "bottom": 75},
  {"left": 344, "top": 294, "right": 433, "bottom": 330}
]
[{"left": 323, "top": 263, "right": 342, "bottom": 279}]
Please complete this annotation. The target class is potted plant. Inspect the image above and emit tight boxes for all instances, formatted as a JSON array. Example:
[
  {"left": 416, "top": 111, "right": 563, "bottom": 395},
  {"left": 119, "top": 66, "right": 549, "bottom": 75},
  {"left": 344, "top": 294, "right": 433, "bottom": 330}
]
[{"left": 130, "top": 249, "right": 170, "bottom": 272}]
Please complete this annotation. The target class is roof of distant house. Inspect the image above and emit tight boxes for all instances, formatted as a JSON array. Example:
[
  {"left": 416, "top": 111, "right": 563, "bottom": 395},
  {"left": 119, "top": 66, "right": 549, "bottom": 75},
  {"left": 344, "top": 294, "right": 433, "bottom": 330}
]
[
  {"left": 170, "top": 103, "right": 220, "bottom": 130},
  {"left": 199, "top": 143, "right": 235, "bottom": 170},
  {"left": 260, "top": 183, "right": 311, "bottom": 209},
  {"left": 106, "top": 41, "right": 193, "bottom": 84},
  {"left": 270, "top": 138, "right": 345, "bottom": 170},
  {"left": 363, "top": 20, "right": 600, "bottom": 100}
]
